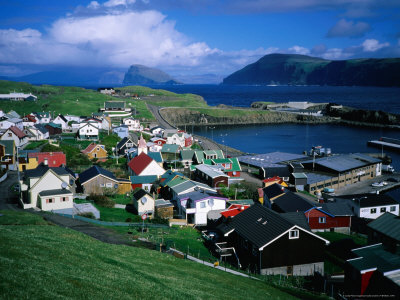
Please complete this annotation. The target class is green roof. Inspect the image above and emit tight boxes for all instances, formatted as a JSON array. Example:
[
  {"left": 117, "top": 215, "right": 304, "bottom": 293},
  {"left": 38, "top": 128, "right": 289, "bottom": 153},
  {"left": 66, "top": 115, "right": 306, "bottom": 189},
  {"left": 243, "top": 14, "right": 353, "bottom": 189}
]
[
  {"left": 212, "top": 158, "right": 242, "bottom": 172},
  {"left": 367, "top": 213, "right": 400, "bottom": 242},
  {"left": 180, "top": 150, "right": 195, "bottom": 161},
  {"left": 165, "top": 176, "right": 188, "bottom": 188},
  {"left": 105, "top": 101, "right": 125, "bottom": 109},
  {"left": 161, "top": 144, "right": 180, "bottom": 153},
  {"left": 349, "top": 244, "right": 400, "bottom": 273},
  {"left": 130, "top": 175, "right": 158, "bottom": 184},
  {"left": 0, "top": 140, "right": 14, "bottom": 155},
  {"left": 227, "top": 199, "right": 255, "bottom": 206}
]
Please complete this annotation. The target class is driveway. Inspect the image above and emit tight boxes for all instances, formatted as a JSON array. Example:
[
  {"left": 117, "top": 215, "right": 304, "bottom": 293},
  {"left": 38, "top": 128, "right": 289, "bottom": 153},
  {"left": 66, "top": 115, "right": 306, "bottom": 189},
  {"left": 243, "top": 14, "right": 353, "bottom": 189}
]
[{"left": 0, "top": 171, "right": 21, "bottom": 211}]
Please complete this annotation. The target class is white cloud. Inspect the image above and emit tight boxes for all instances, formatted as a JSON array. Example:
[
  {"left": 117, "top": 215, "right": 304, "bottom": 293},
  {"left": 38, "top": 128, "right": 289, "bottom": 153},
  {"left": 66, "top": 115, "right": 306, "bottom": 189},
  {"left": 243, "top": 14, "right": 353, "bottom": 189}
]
[
  {"left": 288, "top": 45, "right": 310, "bottom": 55},
  {"left": 362, "top": 39, "right": 389, "bottom": 52},
  {"left": 327, "top": 19, "right": 370, "bottom": 38},
  {"left": 103, "top": 0, "right": 136, "bottom": 7},
  {"left": 87, "top": 1, "right": 100, "bottom": 9}
]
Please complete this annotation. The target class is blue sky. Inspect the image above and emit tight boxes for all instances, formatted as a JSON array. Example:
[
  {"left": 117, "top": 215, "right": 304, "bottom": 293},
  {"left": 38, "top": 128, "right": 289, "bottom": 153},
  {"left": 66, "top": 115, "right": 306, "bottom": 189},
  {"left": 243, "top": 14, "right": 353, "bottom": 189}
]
[{"left": 0, "top": 0, "right": 399, "bottom": 82}]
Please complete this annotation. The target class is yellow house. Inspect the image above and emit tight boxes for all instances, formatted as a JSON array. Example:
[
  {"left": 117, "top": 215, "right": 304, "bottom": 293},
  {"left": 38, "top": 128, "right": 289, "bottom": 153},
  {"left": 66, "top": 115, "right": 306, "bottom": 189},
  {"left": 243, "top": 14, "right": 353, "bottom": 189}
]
[
  {"left": 81, "top": 143, "right": 108, "bottom": 160},
  {"left": 18, "top": 156, "right": 38, "bottom": 172}
]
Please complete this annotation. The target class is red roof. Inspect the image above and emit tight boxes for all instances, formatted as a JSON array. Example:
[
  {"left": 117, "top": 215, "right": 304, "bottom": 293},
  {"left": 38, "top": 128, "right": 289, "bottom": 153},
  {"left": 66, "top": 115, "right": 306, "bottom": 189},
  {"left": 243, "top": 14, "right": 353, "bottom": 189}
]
[
  {"left": 28, "top": 152, "right": 66, "bottom": 167},
  {"left": 24, "top": 114, "right": 37, "bottom": 123},
  {"left": 81, "top": 143, "right": 97, "bottom": 154},
  {"left": 220, "top": 204, "right": 250, "bottom": 218},
  {"left": 128, "top": 152, "right": 153, "bottom": 175},
  {"left": 263, "top": 176, "right": 284, "bottom": 184},
  {"left": 9, "top": 126, "right": 27, "bottom": 139}
]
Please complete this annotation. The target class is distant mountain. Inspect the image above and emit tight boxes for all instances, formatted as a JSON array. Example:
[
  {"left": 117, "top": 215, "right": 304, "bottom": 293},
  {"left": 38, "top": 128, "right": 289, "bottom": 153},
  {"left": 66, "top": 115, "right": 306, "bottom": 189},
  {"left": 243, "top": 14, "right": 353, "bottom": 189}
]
[
  {"left": 3, "top": 66, "right": 125, "bottom": 86},
  {"left": 123, "top": 64, "right": 179, "bottom": 85},
  {"left": 222, "top": 53, "right": 400, "bottom": 87}
]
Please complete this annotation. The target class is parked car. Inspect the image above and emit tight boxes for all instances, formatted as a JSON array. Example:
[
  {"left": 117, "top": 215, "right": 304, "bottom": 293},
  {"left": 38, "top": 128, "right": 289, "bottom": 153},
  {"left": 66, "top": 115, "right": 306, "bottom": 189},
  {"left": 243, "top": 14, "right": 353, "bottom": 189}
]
[{"left": 371, "top": 182, "right": 384, "bottom": 187}]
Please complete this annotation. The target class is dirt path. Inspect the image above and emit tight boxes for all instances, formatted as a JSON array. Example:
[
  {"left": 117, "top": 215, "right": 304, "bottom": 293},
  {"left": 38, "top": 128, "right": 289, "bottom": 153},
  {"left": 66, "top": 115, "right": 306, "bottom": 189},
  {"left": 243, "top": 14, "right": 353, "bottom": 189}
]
[{"left": 34, "top": 211, "right": 133, "bottom": 246}]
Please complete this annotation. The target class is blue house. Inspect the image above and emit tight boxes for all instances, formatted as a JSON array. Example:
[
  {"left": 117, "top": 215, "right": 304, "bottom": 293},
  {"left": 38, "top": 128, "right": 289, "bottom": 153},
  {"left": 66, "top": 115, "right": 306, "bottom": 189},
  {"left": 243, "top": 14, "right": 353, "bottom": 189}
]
[{"left": 112, "top": 125, "right": 129, "bottom": 139}]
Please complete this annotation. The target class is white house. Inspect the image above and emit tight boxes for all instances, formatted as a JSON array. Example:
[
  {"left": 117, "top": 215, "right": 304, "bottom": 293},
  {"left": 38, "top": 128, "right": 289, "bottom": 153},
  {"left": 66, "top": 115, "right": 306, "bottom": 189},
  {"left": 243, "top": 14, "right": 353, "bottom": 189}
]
[
  {"left": 123, "top": 117, "right": 142, "bottom": 131},
  {"left": 132, "top": 189, "right": 155, "bottom": 218},
  {"left": 22, "top": 114, "right": 38, "bottom": 127},
  {"left": 34, "top": 112, "right": 51, "bottom": 124},
  {"left": 150, "top": 126, "right": 165, "bottom": 137},
  {"left": 338, "top": 194, "right": 399, "bottom": 220},
  {"left": 20, "top": 164, "right": 74, "bottom": 211},
  {"left": 178, "top": 190, "right": 227, "bottom": 225},
  {"left": 0, "top": 126, "right": 29, "bottom": 147},
  {"left": 53, "top": 114, "right": 69, "bottom": 130},
  {"left": 25, "top": 124, "right": 49, "bottom": 141},
  {"left": 65, "top": 115, "right": 81, "bottom": 123},
  {"left": 78, "top": 122, "right": 99, "bottom": 140},
  {"left": 127, "top": 152, "right": 165, "bottom": 177},
  {"left": 0, "top": 115, "right": 23, "bottom": 130}
]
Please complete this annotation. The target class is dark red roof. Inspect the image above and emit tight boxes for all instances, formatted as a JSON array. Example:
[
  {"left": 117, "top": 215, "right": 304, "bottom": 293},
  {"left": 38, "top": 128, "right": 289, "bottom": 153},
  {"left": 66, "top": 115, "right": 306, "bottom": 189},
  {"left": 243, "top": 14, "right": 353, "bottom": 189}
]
[
  {"left": 263, "top": 176, "right": 284, "bottom": 184},
  {"left": 24, "top": 114, "right": 37, "bottom": 123},
  {"left": 220, "top": 204, "right": 250, "bottom": 218},
  {"left": 128, "top": 152, "right": 153, "bottom": 175},
  {"left": 28, "top": 152, "right": 66, "bottom": 167},
  {"left": 9, "top": 126, "right": 27, "bottom": 139},
  {"left": 81, "top": 143, "right": 97, "bottom": 154}
]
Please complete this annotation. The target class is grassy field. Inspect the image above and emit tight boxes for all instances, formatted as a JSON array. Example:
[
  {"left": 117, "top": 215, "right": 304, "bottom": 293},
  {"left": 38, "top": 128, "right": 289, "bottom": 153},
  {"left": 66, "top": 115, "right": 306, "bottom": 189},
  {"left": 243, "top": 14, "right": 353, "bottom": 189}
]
[
  {"left": 23, "top": 140, "right": 48, "bottom": 150},
  {"left": 0, "top": 81, "right": 154, "bottom": 121},
  {"left": 0, "top": 210, "right": 295, "bottom": 299}
]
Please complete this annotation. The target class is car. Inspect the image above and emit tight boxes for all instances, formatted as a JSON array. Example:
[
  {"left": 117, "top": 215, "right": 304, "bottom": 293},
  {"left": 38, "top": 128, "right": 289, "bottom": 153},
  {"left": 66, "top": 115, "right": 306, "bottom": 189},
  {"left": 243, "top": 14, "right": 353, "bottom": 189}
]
[{"left": 371, "top": 182, "right": 384, "bottom": 187}]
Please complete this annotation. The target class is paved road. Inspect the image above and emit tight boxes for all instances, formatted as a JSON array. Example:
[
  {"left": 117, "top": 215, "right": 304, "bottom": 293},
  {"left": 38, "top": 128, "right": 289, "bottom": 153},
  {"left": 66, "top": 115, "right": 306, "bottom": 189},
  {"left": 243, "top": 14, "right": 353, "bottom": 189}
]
[
  {"left": 335, "top": 173, "right": 400, "bottom": 196},
  {"left": 0, "top": 171, "right": 21, "bottom": 211},
  {"left": 147, "top": 103, "right": 244, "bottom": 156},
  {"left": 147, "top": 104, "right": 176, "bottom": 130}
]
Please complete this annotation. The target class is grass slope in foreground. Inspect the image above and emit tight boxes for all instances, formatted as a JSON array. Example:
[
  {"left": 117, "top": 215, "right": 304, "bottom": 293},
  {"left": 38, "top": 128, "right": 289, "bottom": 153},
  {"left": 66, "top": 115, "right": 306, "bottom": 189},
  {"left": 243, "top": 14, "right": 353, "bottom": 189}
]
[{"left": 0, "top": 210, "right": 294, "bottom": 300}]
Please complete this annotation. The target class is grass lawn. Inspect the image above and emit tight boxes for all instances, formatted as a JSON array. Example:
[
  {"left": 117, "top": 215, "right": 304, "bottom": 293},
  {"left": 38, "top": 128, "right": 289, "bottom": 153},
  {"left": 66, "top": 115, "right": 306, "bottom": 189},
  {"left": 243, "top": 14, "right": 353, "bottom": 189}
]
[
  {"left": 110, "top": 194, "right": 132, "bottom": 205},
  {"left": 0, "top": 210, "right": 295, "bottom": 299},
  {"left": 23, "top": 140, "right": 48, "bottom": 150},
  {"left": 316, "top": 232, "right": 367, "bottom": 246}
]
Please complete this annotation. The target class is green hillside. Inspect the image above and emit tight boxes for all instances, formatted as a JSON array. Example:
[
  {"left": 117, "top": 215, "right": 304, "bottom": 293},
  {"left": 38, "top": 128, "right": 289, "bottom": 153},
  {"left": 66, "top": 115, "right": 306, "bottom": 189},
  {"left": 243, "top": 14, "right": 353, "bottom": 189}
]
[
  {"left": 0, "top": 210, "right": 296, "bottom": 299},
  {"left": 222, "top": 53, "right": 400, "bottom": 87}
]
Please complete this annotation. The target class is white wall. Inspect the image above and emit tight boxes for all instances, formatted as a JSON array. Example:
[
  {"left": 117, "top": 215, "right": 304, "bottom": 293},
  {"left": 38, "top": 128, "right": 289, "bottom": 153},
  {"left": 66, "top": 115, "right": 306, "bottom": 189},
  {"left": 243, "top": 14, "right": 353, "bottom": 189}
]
[
  {"left": 29, "top": 171, "right": 69, "bottom": 207},
  {"left": 359, "top": 204, "right": 399, "bottom": 219},
  {"left": 40, "top": 193, "right": 73, "bottom": 211},
  {"left": 193, "top": 198, "right": 226, "bottom": 225}
]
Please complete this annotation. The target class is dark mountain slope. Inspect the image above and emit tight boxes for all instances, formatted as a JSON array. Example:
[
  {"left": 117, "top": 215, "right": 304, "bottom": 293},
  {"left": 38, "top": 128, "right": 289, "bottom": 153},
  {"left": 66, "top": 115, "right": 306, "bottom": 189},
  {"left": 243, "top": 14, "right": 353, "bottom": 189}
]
[{"left": 223, "top": 54, "right": 400, "bottom": 87}]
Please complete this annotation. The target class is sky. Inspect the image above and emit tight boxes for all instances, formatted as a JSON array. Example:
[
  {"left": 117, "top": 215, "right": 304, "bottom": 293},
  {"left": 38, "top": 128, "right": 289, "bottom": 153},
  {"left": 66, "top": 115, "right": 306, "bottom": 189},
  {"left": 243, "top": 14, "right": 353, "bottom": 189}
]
[{"left": 0, "top": 0, "right": 399, "bottom": 82}]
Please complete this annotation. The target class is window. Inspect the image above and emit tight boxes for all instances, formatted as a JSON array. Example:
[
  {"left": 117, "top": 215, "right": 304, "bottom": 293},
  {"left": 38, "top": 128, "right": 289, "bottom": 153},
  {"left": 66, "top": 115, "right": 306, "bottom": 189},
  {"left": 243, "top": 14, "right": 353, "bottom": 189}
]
[
  {"left": 319, "top": 217, "right": 326, "bottom": 223},
  {"left": 380, "top": 207, "right": 386, "bottom": 213},
  {"left": 391, "top": 206, "right": 396, "bottom": 212},
  {"left": 106, "top": 183, "right": 113, "bottom": 188},
  {"left": 200, "top": 202, "right": 206, "bottom": 208},
  {"left": 62, "top": 197, "right": 68, "bottom": 202},
  {"left": 370, "top": 208, "right": 377, "bottom": 214},
  {"left": 46, "top": 198, "right": 54, "bottom": 204},
  {"left": 114, "top": 184, "right": 118, "bottom": 189},
  {"left": 100, "top": 183, "right": 105, "bottom": 187},
  {"left": 289, "top": 230, "right": 299, "bottom": 239}
]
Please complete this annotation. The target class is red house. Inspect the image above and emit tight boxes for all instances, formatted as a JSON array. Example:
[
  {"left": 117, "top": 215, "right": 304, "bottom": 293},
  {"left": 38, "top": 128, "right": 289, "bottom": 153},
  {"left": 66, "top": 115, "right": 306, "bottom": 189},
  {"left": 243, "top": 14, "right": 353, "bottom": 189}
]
[
  {"left": 150, "top": 137, "right": 167, "bottom": 146},
  {"left": 304, "top": 202, "right": 353, "bottom": 234},
  {"left": 28, "top": 152, "right": 66, "bottom": 167}
]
